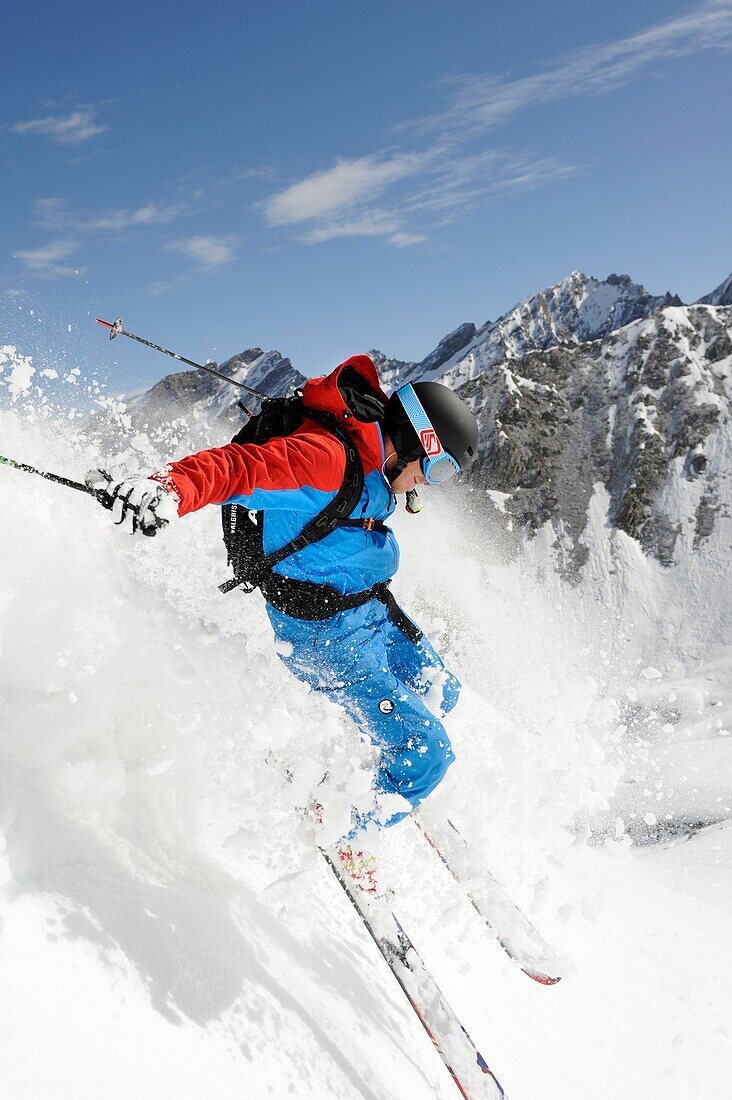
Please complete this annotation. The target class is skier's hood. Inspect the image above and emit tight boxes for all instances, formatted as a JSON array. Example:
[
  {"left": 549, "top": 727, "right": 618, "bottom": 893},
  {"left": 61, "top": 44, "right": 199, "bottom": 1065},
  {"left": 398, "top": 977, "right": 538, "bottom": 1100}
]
[{"left": 302, "top": 355, "right": 389, "bottom": 474}]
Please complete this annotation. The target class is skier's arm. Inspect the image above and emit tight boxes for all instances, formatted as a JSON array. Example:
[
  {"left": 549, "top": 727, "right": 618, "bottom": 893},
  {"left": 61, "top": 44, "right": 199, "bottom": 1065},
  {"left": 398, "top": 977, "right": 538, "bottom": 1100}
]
[{"left": 150, "top": 429, "right": 347, "bottom": 518}]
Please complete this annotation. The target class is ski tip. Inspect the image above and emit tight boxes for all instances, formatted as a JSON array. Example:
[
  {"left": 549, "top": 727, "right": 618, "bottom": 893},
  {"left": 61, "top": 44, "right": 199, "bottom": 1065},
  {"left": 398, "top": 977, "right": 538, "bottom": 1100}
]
[{"left": 522, "top": 968, "right": 562, "bottom": 985}]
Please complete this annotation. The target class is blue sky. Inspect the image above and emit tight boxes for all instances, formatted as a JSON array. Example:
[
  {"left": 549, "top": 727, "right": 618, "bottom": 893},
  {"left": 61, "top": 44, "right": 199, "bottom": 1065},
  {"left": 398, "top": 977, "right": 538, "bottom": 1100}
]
[{"left": 2, "top": 0, "right": 731, "bottom": 396}]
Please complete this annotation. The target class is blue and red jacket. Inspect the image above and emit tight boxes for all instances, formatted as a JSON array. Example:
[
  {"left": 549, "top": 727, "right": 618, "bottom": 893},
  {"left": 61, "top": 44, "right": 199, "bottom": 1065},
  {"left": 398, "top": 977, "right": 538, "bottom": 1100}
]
[{"left": 154, "top": 355, "right": 400, "bottom": 596}]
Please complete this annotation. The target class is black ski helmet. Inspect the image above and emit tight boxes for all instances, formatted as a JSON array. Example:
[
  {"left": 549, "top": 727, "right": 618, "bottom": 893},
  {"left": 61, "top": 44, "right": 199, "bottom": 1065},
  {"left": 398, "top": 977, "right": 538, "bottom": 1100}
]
[{"left": 383, "top": 381, "right": 479, "bottom": 480}]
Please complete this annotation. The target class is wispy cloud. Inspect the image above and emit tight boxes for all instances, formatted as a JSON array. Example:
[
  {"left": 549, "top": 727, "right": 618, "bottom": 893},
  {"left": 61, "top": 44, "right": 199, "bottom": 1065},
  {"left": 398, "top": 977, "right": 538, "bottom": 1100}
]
[
  {"left": 301, "top": 209, "right": 403, "bottom": 245},
  {"left": 264, "top": 153, "right": 431, "bottom": 227},
  {"left": 262, "top": 147, "right": 579, "bottom": 246},
  {"left": 402, "top": 151, "right": 581, "bottom": 218},
  {"left": 11, "top": 108, "right": 106, "bottom": 145},
  {"left": 85, "top": 202, "right": 189, "bottom": 232},
  {"left": 261, "top": 1, "right": 732, "bottom": 249},
  {"left": 35, "top": 197, "right": 192, "bottom": 234},
  {"left": 389, "top": 232, "right": 428, "bottom": 248},
  {"left": 417, "top": 0, "right": 732, "bottom": 137},
  {"left": 12, "top": 240, "right": 82, "bottom": 277},
  {"left": 149, "top": 276, "right": 190, "bottom": 296},
  {"left": 166, "top": 236, "right": 235, "bottom": 269}
]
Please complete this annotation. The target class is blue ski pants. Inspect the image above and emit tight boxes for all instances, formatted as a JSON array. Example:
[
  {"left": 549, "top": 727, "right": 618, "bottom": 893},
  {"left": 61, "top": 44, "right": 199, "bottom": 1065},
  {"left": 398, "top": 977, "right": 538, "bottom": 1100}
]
[{"left": 267, "top": 597, "right": 459, "bottom": 826}]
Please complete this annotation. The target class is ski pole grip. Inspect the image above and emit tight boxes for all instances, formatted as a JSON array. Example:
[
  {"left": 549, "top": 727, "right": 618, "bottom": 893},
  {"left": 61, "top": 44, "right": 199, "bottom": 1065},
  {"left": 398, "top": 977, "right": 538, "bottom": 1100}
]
[
  {"left": 93, "top": 487, "right": 116, "bottom": 510},
  {"left": 85, "top": 468, "right": 115, "bottom": 510}
]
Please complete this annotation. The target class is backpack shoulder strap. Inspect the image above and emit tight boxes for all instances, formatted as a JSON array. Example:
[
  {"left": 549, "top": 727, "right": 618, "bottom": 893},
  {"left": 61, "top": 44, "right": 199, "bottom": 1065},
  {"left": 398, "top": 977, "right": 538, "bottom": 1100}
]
[{"left": 259, "top": 406, "right": 364, "bottom": 571}]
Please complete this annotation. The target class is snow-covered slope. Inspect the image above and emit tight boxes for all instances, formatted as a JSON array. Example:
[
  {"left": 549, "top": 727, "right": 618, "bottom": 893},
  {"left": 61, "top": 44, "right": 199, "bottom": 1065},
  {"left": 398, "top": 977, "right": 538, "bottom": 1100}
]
[{"left": 1, "top": 350, "right": 731, "bottom": 1098}]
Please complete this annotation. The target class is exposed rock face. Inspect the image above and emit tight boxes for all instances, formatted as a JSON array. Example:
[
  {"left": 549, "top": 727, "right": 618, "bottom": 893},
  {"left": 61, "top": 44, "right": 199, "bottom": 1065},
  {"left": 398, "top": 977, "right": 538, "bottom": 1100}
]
[
  {"left": 416, "top": 323, "right": 478, "bottom": 377},
  {"left": 697, "top": 272, "right": 732, "bottom": 306},
  {"left": 456, "top": 305, "right": 732, "bottom": 572},
  {"left": 368, "top": 271, "right": 731, "bottom": 576},
  {"left": 371, "top": 323, "right": 478, "bottom": 389}
]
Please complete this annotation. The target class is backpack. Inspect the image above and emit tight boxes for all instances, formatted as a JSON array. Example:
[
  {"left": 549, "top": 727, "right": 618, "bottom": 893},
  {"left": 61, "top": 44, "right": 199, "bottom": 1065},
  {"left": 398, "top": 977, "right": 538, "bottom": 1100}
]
[
  {"left": 217, "top": 383, "right": 423, "bottom": 642},
  {"left": 219, "top": 392, "right": 369, "bottom": 596}
]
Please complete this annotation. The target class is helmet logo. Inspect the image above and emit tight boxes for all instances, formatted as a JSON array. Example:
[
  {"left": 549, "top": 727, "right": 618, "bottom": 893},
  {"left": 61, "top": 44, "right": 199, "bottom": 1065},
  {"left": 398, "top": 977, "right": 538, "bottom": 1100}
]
[{"left": 420, "top": 428, "right": 441, "bottom": 456}]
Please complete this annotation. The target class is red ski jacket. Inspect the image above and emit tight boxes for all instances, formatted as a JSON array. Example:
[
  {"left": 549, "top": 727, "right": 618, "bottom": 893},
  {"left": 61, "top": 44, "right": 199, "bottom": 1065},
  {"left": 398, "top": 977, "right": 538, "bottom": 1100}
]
[{"left": 152, "top": 355, "right": 400, "bottom": 596}]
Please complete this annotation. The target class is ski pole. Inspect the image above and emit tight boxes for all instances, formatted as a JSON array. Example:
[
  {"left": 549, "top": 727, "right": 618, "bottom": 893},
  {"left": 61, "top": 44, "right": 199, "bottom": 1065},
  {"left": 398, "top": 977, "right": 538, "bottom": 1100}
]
[
  {"left": 0, "top": 454, "right": 110, "bottom": 503},
  {"left": 96, "top": 316, "right": 420, "bottom": 510},
  {"left": 95, "top": 316, "right": 269, "bottom": 400}
]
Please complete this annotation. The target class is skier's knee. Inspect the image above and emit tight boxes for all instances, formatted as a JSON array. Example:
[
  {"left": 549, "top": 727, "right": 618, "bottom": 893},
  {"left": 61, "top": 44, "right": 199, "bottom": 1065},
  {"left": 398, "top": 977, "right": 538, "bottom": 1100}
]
[
  {"left": 416, "top": 664, "right": 461, "bottom": 717},
  {"left": 417, "top": 730, "right": 455, "bottom": 802},
  {"left": 394, "top": 723, "right": 455, "bottom": 808}
]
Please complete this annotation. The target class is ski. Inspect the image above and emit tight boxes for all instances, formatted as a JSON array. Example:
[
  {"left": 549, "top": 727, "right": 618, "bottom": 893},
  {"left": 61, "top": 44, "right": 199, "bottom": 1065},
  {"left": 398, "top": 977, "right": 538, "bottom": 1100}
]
[
  {"left": 413, "top": 813, "right": 567, "bottom": 986},
  {"left": 321, "top": 845, "right": 505, "bottom": 1100}
]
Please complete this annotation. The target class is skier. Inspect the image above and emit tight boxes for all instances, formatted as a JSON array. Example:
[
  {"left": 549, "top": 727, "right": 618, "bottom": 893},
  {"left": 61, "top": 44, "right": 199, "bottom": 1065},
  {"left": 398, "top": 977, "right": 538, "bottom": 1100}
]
[{"left": 91, "top": 354, "right": 479, "bottom": 833}]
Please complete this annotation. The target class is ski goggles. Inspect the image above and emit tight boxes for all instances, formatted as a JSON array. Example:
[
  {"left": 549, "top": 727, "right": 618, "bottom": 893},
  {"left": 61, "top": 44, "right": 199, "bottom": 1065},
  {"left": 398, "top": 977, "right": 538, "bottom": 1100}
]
[{"left": 396, "top": 384, "right": 461, "bottom": 485}]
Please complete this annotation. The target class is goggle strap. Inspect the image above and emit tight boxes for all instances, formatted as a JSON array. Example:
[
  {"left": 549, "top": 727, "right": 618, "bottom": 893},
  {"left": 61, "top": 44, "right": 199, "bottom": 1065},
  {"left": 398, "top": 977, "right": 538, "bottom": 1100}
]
[{"left": 396, "top": 385, "right": 447, "bottom": 464}]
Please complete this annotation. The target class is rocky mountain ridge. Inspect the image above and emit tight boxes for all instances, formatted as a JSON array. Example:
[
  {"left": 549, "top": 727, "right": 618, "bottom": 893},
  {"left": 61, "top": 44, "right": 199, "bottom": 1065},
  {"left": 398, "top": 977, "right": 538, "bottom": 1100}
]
[
  {"left": 124, "top": 347, "right": 306, "bottom": 432},
  {"left": 373, "top": 271, "right": 683, "bottom": 390},
  {"left": 123, "top": 270, "right": 688, "bottom": 434},
  {"left": 459, "top": 303, "right": 732, "bottom": 573},
  {"left": 698, "top": 272, "right": 732, "bottom": 307}
]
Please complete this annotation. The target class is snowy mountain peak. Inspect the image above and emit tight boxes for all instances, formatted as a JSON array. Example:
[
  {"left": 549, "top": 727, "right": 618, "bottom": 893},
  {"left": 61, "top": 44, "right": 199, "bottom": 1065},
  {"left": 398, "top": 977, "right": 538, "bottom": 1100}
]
[
  {"left": 220, "top": 347, "right": 265, "bottom": 369},
  {"left": 697, "top": 271, "right": 732, "bottom": 306},
  {"left": 494, "top": 269, "right": 682, "bottom": 350},
  {"left": 108, "top": 270, "right": 728, "bottom": 584},
  {"left": 116, "top": 347, "right": 306, "bottom": 451},
  {"left": 414, "top": 322, "right": 478, "bottom": 377},
  {"left": 367, "top": 347, "right": 409, "bottom": 380},
  {"left": 219, "top": 348, "right": 302, "bottom": 404},
  {"left": 371, "top": 324, "right": 478, "bottom": 391},
  {"left": 375, "top": 271, "right": 683, "bottom": 391}
]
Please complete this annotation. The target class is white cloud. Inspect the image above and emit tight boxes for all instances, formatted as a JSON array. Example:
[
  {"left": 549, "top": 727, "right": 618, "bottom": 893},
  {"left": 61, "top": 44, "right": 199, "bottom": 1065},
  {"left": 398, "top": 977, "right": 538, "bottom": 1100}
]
[
  {"left": 33, "top": 198, "right": 71, "bottom": 229},
  {"left": 302, "top": 210, "right": 400, "bottom": 242},
  {"left": 419, "top": 0, "right": 732, "bottom": 136},
  {"left": 11, "top": 109, "right": 106, "bottom": 145},
  {"left": 166, "top": 236, "right": 235, "bottom": 269},
  {"left": 257, "top": 104, "right": 585, "bottom": 248},
  {"left": 302, "top": 212, "right": 426, "bottom": 248},
  {"left": 12, "top": 240, "right": 81, "bottom": 277},
  {"left": 389, "top": 232, "right": 427, "bottom": 248},
  {"left": 149, "top": 277, "right": 188, "bottom": 296},
  {"left": 403, "top": 151, "right": 581, "bottom": 218},
  {"left": 34, "top": 197, "right": 190, "bottom": 233},
  {"left": 263, "top": 147, "right": 579, "bottom": 246},
  {"left": 263, "top": 153, "right": 430, "bottom": 226},
  {"left": 88, "top": 203, "right": 189, "bottom": 232},
  {"left": 262, "top": 153, "right": 439, "bottom": 247}
]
